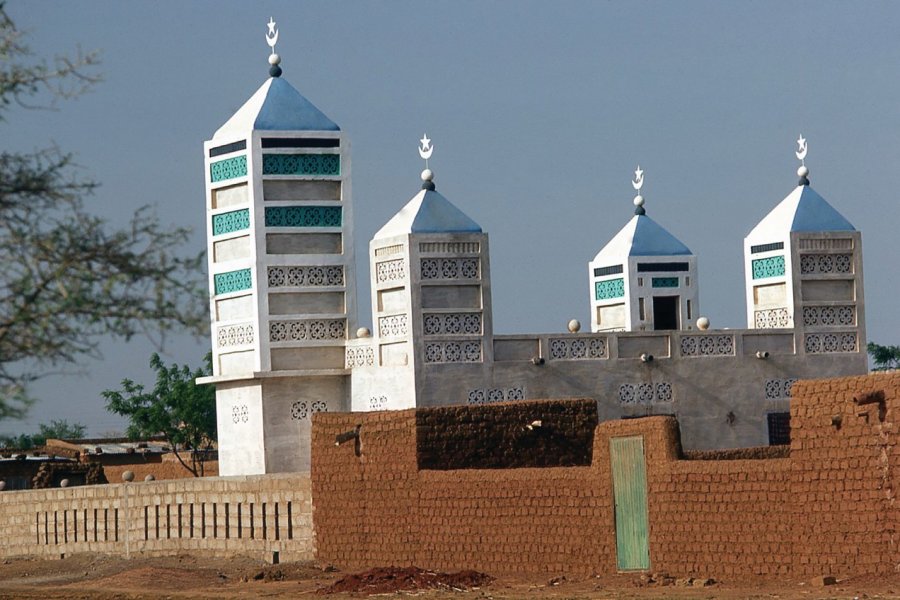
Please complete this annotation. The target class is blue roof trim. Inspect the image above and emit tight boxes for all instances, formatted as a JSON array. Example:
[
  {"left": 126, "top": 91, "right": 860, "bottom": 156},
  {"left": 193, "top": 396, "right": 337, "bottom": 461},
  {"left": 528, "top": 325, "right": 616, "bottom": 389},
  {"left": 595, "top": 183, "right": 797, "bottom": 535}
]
[
  {"left": 629, "top": 215, "right": 692, "bottom": 256},
  {"left": 790, "top": 186, "right": 855, "bottom": 232},
  {"left": 410, "top": 191, "right": 482, "bottom": 233},
  {"left": 254, "top": 77, "right": 340, "bottom": 132}
]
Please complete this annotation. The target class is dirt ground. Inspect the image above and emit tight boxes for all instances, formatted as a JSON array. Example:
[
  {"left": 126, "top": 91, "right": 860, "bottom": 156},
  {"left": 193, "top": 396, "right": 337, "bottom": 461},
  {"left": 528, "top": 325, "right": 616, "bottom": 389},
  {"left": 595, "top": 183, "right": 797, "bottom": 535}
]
[{"left": 0, "top": 553, "right": 898, "bottom": 599}]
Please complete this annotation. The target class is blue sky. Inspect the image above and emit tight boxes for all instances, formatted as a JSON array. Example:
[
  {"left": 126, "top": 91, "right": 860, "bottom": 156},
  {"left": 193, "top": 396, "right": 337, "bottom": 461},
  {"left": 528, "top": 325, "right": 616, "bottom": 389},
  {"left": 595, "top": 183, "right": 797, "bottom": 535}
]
[{"left": 3, "top": 1, "right": 899, "bottom": 436}]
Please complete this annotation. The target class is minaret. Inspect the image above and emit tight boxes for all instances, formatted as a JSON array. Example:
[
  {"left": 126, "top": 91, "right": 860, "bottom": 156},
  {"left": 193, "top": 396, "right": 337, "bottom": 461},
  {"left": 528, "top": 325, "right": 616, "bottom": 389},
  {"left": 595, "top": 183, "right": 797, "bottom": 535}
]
[
  {"left": 744, "top": 136, "right": 865, "bottom": 356},
  {"left": 201, "top": 19, "right": 355, "bottom": 475},
  {"left": 355, "top": 137, "right": 492, "bottom": 409},
  {"left": 589, "top": 167, "right": 699, "bottom": 332}
]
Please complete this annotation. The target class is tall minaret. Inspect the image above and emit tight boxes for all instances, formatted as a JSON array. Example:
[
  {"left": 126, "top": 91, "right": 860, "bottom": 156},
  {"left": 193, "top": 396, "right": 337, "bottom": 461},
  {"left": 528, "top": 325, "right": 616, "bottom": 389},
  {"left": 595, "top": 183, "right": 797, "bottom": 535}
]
[
  {"left": 589, "top": 168, "right": 699, "bottom": 332},
  {"left": 201, "top": 19, "right": 355, "bottom": 475},
  {"left": 744, "top": 136, "right": 865, "bottom": 357}
]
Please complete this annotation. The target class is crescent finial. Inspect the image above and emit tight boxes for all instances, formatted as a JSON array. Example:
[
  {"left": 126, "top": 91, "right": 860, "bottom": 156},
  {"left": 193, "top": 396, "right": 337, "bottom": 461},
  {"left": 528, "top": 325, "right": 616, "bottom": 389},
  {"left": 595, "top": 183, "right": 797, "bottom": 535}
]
[
  {"left": 795, "top": 134, "right": 808, "bottom": 163},
  {"left": 632, "top": 165, "right": 644, "bottom": 191},
  {"left": 266, "top": 17, "right": 279, "bottom": 54}
]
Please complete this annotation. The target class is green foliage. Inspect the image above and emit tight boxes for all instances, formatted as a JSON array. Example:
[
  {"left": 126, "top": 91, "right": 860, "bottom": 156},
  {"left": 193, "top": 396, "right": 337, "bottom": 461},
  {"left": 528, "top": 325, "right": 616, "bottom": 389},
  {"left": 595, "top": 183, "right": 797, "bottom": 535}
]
[
  {"left": 867, "top": 342, "right": 900, "bottom": 372},
  {"left": 0, "top": 5, "right": 207, "bottom": 419},
  {"left": 0, "top": 418, "right": 85, "bottom": 449},
  {"left": 103, "top": 353, "right": 216, "bottom": 477}
]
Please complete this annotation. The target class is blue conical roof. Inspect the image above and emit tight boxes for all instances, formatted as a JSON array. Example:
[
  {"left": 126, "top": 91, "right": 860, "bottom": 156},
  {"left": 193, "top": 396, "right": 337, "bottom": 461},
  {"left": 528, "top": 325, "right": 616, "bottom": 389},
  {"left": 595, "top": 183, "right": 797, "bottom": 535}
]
[
  {"left": 374, "top": 188, "right": 482, "bottom": 239},
  {"left": 746, "top": 184, "right": 855, "bottom": 242},
  {"left": 213, "top": 77, "right": 338, "bottom": 138},
  {"left": 592, "top": 213, "right": 692, "bottom": 264}
]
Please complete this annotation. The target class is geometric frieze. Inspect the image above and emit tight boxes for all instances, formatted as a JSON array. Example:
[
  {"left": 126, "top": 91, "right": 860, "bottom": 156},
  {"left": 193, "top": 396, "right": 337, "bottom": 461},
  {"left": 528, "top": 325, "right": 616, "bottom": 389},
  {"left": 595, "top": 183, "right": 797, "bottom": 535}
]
[
  {"left": 212, "top": 208, "right": 250, "bottom": 235},
  {"left": 619, "top": 382, "right": 673, "bottom": 405},
  {"left": 214, "top": 268, "right": 253, "bottom": 295},
  {"left": 262, "top": 153, "right": 340, "bottom": 176},
  {"left": 595, "top": 277, "right": 625, "bottom": 301},
  {"left": 751, "top": 255, "right": 785, "bottom": 279},
  {"left": 804, "top": 332, "right": 857, "bottom": 354},
  {"left": 799, "top": 253, "right": 852, "bottom": 274},
  {"left": 375, "top": 259, "right": 406, "bottom": 284},
  {"left": 802, "top": 305, "right": 855, "bottom": 327},
  {"left": 754, "top": 307, "right": 790, "bottom": 328},
  {"left": 267, "top": 266, "right": 344, "bottom": 287},
  {"left": 467, "top": 387, "right": 524, "bottom": 405},
  {"left": 216, "top": 323, "right": 255, "bottom": 348},
  {"left": 420, "top": 258, "right": 480, "bottom": 280},
  {"left": 269, "top": 319, "right": 346, "bottom": 342},
  {"left": 680, "top": 334, "right": 735, "bottom": 357},
  {"left": 210, "top": 155, "right": 247, "bottom": 183},
  {"left": 423, "top": 313, "right": 482, "bottom": 336},
  {"left": 264, "top": 206, "right": 342, "bottom": 228},
  {"left": 425, "top": 341, "right": 482, "bottom": 363},
  {"left": 548, "top": 337, "right": 608, "bottom": 360}
]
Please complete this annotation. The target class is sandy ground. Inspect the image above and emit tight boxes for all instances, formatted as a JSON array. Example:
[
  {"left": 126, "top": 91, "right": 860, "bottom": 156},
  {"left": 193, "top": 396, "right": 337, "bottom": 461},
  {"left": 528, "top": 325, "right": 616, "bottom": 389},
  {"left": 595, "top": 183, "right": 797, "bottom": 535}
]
[{"left": 0, "top": 553, "right": 898, "bottom": 599}]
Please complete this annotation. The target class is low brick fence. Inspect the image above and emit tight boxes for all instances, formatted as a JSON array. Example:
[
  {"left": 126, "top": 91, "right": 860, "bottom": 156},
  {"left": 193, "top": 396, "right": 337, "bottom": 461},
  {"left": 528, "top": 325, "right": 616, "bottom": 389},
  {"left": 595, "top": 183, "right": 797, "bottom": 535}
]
[
  {"left": 0, "top": 474, "right": 314, "bottom": 563},
  {"left": 312, "top": 372, "right": 900, "bottom": 579}
]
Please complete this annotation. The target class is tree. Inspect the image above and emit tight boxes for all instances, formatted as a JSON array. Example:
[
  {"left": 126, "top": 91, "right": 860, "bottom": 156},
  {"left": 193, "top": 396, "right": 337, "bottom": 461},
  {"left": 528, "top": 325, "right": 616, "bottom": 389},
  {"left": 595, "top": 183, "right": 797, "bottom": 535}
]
[
  {"left": 0, "top": 418, "right": 86, "bottom": 449},
  {"left": 868, "top": 342, "right": 900, "bottom": 372},
  {"left": 0, "top": 5, "right": 206, "bottom": 419},
  {"left": 103, "top": 353, "right": 216, "bottom": 477}
]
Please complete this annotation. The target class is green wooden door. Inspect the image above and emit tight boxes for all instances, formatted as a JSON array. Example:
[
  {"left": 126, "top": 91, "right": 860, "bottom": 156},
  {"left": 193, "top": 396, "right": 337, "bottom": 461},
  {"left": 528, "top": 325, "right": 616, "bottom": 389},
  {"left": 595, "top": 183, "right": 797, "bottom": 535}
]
[{"left": 610, "top": 436, "right": 650, "bottom": 571}]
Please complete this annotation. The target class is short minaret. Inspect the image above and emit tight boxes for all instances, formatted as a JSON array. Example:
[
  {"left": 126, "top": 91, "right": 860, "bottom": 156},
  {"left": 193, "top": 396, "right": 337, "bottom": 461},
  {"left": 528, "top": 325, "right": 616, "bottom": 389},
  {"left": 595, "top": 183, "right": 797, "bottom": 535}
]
[
  {"left": 589, "top": 167, "right": 699, "bottom": 332},
  {"left": 201, "top": 20, "right": 355, "bottom": 475},
  {"left": 744, "top": 136, "right": 865, "bottom": 355},
  {"left": 358, "top": 137, "right": 492, "bottom": 409}
]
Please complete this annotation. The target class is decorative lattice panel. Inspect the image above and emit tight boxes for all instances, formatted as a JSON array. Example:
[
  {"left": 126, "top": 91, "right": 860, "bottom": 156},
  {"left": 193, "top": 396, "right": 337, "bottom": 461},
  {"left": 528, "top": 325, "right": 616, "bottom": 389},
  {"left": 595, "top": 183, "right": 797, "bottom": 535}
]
[
  {"left": 802, "top": 305, "right": 855, "bottom": 327},
  {"left": 595, "top": 278, "right": 625, "bottom": 301},
  {"left": 264, "top": 206, "right": 342, "bottom": 228},
  {"left": 467, "top": 387, "right": 524, "bottom": 405},
  {"left": 420, "top": 258, "right": 480, "bottom": 280},
  {"left": 369, "top": 396, "right": 387, "bottom": 411},
  {"left": 375, "top": 259, "right": 406, "bottom": 283},
  {"left": 378, "top": 314, "right": 408, "bottom": 338},
  {"left": 652, "top": 277, "right": 679, "bottom": 288},
  {"left": 619, "top": 382, "right": 673, "bottom": 405},
  {"left": 269, "top": 319, "right": 346, "bottom": 342},
  {"left": 214, "top": 268, "right": 252, "bottom": 295},
  {"left": 680, "top": 334, "right": 735, "bottom": 357},
  {"left": 212, "top": 208, "right": 250, "bottom": 236},
  {"left": 764, "top": 378, "right": 797, "bottom": 400},
  {"left": 548, "top": 337, "right": 607, "bottom": 360},
  {"left": 423, "top": 313, "right": 482, "bottom": 336},
  {"left": 290, "top": 400, "right": 327, "bottom": 420},
  {"left": 268, "top": 266, "right": 343, "bottom": 287},
  {"left": 800, "top": 253, "right": 852, "bottom": 274},
  {"left": 210, "top": 155, "right": 247, "bottom": 183},
  {"left": 262, "top": 153, "right": 340, "bottom": 176},
  {"left": 425, "top": 341, "right": 482, "bottom": 363},
  {"left": 754, "top": 307, "right": 790, "bottom": 328},
  {"left": 751, "top": 255, "right": 785, "bottom": 279},
  {"left": 804, "top": 333, "right": 857, "bottom": 353},
  {"left": 346, "top": 347, "right": 376, "bottom": 368},
  {"left": 231, "top": 404, "right": 249, "bottom": 424},
  {"left": 216, "top": 323, "right": 254, "bottom": 348}
]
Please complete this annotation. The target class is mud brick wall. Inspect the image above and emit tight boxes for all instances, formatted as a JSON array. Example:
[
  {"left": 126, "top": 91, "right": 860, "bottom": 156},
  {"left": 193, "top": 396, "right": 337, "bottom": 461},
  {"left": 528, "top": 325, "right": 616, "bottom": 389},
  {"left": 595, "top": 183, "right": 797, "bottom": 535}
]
[
  {"left": 0, "top": 474, "right": 314, "bottom": 562},
  {"left": 103, "top": 459, "right": 219, "bottom": 483},
  {"left": 789, "top": 373, "right": 900, "bottom": 577},
  {"left": 416, "top": 399, "right": 598, "bottom": 470},
  {"left": 312, "top": 373, "right": 900, "bottom": 579}
]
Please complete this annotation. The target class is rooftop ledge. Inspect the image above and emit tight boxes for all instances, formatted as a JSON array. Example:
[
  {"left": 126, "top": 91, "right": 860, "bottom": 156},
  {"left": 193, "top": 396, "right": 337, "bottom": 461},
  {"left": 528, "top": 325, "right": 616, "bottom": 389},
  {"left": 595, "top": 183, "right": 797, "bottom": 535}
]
[{"left": 197, "top": 368, "right": 349, "bottom": 385}]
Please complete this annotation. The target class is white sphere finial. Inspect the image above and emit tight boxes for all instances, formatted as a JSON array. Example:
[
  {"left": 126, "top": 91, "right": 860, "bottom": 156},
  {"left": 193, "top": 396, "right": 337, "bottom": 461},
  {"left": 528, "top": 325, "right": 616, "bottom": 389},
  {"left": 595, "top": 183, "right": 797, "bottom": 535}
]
[
  {"left": 567, "top": 319, "right": 581, "bottom": 333},
  {"left": 633, "top": 195, "right": 645, "bottom": 207},
  {"left": 697, "top": 316, "right": 710, "bottom": 330},
  {"left": 421, "top": 169, "right": 434, "bottom": 182}
]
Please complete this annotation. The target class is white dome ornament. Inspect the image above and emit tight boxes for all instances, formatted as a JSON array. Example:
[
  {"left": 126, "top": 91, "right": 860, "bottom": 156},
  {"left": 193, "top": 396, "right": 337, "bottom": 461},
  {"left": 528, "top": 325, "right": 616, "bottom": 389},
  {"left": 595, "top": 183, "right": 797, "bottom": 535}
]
[
  {"left": 697, "top": 316, "right": 710, "bottom": 331},
  {"left": 795, "top": 134, "right": 810, "bottom": 186},
  {"left": 632, "top": 165, "right": 646, "bottom": 215},
  {"left": 419, "top": 134, "right": 436, "bottom": 191},
  {"left": 567, "top": 319, "right": 581, "bottom": 333}
]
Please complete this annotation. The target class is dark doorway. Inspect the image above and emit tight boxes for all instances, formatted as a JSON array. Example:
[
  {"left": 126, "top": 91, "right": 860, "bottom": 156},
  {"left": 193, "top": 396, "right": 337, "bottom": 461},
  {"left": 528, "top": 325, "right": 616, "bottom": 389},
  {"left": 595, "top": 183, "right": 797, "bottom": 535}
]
[{"left": 652, "top": 296, "right": 679, "bottom": 330}]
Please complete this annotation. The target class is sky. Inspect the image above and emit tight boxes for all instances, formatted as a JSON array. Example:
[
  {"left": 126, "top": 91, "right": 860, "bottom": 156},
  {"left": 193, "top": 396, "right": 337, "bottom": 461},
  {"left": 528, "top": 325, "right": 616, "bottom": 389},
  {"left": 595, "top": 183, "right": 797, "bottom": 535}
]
[{"left": 3, "top": 1, "right": 899, "bottom": 437}]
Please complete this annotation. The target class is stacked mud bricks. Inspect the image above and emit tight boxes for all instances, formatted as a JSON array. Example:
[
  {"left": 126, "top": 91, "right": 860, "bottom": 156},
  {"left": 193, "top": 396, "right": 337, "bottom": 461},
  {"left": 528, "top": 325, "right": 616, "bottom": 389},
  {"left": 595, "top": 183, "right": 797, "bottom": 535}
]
[
  {"left": 0, "top": 474, "right": 314, "bottom": 562},
  {"left": 312, "top": 372, "right": 900, "bottom": 578}
]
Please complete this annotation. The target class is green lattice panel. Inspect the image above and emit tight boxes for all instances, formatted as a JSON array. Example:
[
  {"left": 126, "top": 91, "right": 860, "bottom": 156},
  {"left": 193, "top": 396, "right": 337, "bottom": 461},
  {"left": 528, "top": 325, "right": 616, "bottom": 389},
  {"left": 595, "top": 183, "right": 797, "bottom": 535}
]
[
  {"left": 262, "top": 153, "right": 340, "bottom": 176},
  {"left": 595, "top": 278, "right": 625, "bottom": 301},
  {"left": 652, "top": 277, "right": 679, "bottom": 288},
  {"left": 265, "top": 206, "right": 342, "bottom": 228},
  {"left": 214, "top": 268, "right": 252, "bottom": 295},
  {"left": 752, "top": 255, "right": 785, "bottom": 279},
  {"left": 210, "top": 155, "right": 247, "bottom": 182},
  {"left": 212, "top": 208, "right": 250, "bottom": 236}
]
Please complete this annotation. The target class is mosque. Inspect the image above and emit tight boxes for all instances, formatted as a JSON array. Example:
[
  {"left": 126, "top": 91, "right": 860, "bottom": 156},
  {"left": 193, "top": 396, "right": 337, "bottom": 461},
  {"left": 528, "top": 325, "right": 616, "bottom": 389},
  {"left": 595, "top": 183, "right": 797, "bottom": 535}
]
[{"left": 199, "top": 22, "right": 867, "bottom": 476}]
